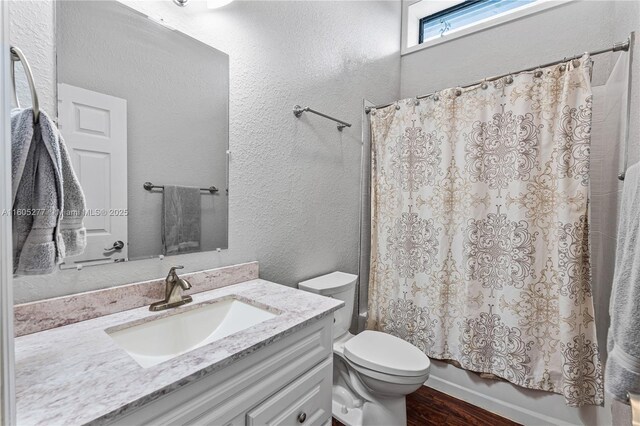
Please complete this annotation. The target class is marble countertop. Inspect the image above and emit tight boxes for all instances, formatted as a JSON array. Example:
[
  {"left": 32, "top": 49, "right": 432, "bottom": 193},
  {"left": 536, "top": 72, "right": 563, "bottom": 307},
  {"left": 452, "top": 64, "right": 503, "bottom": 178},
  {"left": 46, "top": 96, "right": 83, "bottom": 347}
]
[{"left": 15, "top": 279, "right": 343, "bottom": 426}]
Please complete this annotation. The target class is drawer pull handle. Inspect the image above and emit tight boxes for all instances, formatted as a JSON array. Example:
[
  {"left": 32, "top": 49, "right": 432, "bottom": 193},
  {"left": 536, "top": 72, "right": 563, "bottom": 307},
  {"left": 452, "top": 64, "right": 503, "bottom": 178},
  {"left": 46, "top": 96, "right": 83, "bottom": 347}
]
[{"left": 297, "top": 412, "right": 307, "bottom": 423}]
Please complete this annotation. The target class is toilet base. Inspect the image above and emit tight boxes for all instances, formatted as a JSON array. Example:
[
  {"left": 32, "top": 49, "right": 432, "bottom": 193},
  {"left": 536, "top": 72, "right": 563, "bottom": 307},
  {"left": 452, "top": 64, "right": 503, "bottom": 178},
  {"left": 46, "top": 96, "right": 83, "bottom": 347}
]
[
  {"left": 331, "top": 393, "right": 407, "bottom": 426},
  {"left": 332, "top": 399, "right": 363, "bottom": 426},
  {"left": 332, "top": 375, "right": 408, "bottom": 426},
  {"left": 361, "top": 396, "right": 406, "bottom": 426}
]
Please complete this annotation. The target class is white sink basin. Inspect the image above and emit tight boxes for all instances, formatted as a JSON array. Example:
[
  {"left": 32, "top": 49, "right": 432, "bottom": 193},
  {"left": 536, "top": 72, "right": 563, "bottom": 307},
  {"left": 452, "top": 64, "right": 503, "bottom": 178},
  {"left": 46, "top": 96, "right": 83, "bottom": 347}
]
[{"left": 107, "top": 298, "right": 278, "bottom": 368}]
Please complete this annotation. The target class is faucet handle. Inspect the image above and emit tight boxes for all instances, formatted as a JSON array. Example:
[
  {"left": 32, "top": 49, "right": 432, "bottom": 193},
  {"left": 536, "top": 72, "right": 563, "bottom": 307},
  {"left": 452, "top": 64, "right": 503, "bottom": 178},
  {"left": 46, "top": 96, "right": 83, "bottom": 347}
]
[{"left": 166, "top": 265, "right": 185, "bottom": 280}]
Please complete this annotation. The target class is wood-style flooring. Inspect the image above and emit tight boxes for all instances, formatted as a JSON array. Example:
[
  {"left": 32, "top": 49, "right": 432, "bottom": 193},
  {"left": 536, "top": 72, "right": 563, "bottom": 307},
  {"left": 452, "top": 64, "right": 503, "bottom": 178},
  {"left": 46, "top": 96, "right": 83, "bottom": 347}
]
[{"left": 332, "top": 385, "right": 522, "bottom": 426}]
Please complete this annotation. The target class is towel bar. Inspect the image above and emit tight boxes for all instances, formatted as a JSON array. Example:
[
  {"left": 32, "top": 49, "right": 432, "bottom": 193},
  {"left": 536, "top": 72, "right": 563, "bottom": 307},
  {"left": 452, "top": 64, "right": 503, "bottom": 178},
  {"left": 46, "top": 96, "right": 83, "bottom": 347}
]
[
  {"left": 10, "top": 46, "right": 40, "bottom": 123},
  {"left": 293, "top": 105, "right": 352, "bottom": 131},
  {"left": 143, "top": 182, "right": 219, "bottom": 194}
]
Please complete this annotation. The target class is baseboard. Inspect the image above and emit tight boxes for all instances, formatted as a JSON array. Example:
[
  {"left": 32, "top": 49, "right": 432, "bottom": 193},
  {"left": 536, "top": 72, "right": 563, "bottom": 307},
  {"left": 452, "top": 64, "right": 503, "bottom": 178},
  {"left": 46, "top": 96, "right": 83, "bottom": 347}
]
[{"left": 425, "top": 375, "right": 578, "bottom": 426}]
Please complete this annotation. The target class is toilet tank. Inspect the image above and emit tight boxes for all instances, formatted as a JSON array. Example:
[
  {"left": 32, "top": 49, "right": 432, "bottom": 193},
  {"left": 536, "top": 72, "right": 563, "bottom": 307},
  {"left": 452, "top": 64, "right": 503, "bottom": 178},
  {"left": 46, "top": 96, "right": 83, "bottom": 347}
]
[{"left": 298, "top": 272, "right": 357, "bottom": 338}]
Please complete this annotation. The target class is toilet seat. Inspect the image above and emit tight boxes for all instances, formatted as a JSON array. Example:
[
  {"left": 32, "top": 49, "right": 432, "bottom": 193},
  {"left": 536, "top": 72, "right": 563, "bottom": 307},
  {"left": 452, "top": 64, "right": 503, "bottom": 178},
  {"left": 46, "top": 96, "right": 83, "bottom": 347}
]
[
  {"left": 344, "top": 330, "right": 430, "bottom": 377},
  {"left": 346, "top": 357, "right": 429, "bottom": 386}
]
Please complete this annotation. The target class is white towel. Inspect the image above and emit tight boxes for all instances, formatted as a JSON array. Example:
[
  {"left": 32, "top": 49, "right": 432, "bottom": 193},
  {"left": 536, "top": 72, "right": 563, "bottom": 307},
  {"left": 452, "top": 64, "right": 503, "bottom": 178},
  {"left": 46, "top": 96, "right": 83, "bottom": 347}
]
[
  {"left": 606, "top": 161, "right": 640, "bottom": 402},
  {"left": 11, "top": 108, "right": 87, "bottom": 275}
]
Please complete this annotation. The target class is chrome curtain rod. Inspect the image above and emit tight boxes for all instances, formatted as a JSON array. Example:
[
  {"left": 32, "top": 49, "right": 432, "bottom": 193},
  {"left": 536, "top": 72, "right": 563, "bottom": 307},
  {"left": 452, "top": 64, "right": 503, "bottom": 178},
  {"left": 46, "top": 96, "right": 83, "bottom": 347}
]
[
  {"left": 10, "top": 46, "right": 40, "bottom": 123},
  {"left": 293, "top": 105, "right": 352, "bottom": 131},
  {"left": 619, "top": 32, "right": 635, "bottom": 181},
  {"left": 365, "top": 34, "right": 633, "bottom": 114},
  {"left": 143, "top": 182, "right": 219, "bottom": 194}
]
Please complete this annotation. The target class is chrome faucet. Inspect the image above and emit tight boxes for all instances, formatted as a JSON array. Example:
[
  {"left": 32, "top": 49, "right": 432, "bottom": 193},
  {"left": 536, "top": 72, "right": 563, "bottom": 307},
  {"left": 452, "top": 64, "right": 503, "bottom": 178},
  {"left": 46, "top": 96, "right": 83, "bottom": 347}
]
[{"left": 149, "top": 266, "right": 193, "bottom": 311}]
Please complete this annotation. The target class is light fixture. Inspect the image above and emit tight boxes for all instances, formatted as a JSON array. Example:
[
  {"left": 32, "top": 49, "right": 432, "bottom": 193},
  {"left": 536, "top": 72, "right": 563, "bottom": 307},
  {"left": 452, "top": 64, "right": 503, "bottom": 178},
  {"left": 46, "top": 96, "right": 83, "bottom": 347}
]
[
  {"left": 173, "top": 0, "right": 189, "bottom": 6},
  {"left": 207, "top": 0, "right": 234, "bottom": 9}
]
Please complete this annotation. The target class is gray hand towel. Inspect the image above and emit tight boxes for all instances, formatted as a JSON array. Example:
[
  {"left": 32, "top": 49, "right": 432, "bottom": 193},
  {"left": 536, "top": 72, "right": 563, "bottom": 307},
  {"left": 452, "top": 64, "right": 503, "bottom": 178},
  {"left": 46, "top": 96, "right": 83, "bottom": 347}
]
[
  {"left": 11, "top": 108, "right": 87, "bottom": 275},
  {"left": 162, "top": 185, "right": 201, "bottom": 256},
  {"left": 606, "top": 161, "right": 640, "bottom": 402}
]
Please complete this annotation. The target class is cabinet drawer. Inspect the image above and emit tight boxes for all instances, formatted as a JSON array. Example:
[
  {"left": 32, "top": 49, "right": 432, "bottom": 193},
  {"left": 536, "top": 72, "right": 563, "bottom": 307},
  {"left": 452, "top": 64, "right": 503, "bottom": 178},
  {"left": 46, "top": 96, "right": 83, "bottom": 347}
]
[{"left": 247, "top": 357, "right": 332, "bottom": 426}]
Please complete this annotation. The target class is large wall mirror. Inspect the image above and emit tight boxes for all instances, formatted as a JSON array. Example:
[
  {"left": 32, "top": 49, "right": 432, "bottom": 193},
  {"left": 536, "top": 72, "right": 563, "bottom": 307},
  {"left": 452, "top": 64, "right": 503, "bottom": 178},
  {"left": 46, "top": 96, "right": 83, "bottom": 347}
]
[{"left": 51, "top": 1, "right": 227, "bottom": 266}]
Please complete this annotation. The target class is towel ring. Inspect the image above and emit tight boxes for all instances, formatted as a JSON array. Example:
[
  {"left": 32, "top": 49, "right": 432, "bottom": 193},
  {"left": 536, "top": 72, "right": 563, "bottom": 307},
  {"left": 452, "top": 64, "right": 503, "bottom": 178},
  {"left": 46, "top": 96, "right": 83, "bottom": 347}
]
[{"left": 10, "top": 46, "right": 40, "bottom": 124}]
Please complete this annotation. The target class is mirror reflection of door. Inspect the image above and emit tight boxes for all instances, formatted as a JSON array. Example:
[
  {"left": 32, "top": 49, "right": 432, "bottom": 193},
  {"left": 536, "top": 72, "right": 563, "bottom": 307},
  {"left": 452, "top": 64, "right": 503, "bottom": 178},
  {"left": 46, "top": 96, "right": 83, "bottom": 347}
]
[
  {"left": 55, "top": 0, "right": 230, "bottom": 261},
  {"left": 57, "top": 83, "right": 128, "bottom": 264}
]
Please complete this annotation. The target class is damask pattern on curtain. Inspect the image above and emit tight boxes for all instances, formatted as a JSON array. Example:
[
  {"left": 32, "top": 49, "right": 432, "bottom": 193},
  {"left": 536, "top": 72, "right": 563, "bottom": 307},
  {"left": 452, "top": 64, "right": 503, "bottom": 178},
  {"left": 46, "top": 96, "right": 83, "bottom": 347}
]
[{"left": 367, "top": 55, "right": 603, "bottom": 406}]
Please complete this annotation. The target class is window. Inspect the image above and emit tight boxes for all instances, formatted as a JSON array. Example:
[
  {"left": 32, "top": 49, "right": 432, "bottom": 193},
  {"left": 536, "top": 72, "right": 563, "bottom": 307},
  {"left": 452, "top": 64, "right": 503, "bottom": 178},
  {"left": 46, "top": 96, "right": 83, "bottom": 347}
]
[
  {"left": 419, "top": 0, "right": 536, "bottom": 44},
  {"left": 402, "top": 0, "right": 568, "bottom": 54}
]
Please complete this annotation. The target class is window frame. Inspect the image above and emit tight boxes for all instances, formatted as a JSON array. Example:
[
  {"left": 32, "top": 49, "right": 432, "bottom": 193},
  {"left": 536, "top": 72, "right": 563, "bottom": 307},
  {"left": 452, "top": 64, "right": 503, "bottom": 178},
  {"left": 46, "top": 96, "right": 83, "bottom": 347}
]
[
  {"left": 418, "top": 0, "right": 489, "bottom": 44},
  {"left": 402, "top": 0, "right": 574, "bottom": 56}
]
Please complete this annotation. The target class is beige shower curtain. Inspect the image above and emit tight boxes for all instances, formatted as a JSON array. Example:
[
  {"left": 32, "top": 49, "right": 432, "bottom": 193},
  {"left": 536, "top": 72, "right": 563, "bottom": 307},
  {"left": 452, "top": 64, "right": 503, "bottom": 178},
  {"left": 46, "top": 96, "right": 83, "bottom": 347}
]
[{"left": 368, "top": 55, "right": 603, "bottom": 406}]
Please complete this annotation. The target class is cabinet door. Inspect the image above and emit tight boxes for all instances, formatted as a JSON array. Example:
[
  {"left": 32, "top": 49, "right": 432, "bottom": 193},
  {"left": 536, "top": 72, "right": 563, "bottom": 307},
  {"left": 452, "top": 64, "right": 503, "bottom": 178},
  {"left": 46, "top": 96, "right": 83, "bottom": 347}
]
[{"left": 247, "top": 358, "right": 332, "bottom": 426}]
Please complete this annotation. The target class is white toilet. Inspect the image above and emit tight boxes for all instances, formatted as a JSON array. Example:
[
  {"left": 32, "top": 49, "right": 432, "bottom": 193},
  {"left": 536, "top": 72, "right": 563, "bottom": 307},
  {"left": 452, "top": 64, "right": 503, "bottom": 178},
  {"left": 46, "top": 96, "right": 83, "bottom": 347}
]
[{"left": 299, "top": 272, "right": 430, "bottom": 426}]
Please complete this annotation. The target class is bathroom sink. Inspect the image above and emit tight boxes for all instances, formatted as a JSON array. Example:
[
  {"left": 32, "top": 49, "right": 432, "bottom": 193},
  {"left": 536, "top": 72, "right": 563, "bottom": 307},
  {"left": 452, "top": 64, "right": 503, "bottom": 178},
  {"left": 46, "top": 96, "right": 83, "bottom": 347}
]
[{"left": 106, "top": 298, "right": 278, "bottom": 368}]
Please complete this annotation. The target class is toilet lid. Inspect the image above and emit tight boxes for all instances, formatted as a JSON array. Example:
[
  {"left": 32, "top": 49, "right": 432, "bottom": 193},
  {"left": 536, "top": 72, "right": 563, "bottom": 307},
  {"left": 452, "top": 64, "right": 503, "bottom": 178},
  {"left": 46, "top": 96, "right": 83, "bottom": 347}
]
[{"left": 344, "top": 331, "right": 430, "bottom": 377}]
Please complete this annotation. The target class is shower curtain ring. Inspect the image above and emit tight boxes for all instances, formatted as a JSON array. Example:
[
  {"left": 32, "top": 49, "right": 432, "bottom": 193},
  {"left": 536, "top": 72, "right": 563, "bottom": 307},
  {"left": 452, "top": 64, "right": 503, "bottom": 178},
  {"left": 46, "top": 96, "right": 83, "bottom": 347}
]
[
  {"left": 559, "top": 57, "right": 567, "bottom": 72},
  {"left": 481, "top": 80, "right": 488, "bottom": 90}
]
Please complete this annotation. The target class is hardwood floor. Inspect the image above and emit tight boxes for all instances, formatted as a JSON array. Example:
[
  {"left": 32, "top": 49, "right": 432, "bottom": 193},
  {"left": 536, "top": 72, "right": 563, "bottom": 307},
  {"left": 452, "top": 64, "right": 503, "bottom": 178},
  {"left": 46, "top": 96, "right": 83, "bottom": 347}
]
[{"left": 332, "top": 385, "right": 521, "bottom": 426}]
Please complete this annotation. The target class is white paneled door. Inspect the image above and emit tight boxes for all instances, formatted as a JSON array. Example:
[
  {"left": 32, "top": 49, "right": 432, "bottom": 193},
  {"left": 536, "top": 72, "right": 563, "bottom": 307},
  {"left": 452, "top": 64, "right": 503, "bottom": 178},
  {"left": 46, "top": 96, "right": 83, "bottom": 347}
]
[{"left": 57, "top": 83, "right": 128, "bottom": 263}]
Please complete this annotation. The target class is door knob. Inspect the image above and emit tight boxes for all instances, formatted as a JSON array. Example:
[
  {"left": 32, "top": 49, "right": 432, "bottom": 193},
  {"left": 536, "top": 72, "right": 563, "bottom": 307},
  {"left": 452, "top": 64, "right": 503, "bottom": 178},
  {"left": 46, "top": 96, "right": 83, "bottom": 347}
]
[
  {"left": 297, "top": 412, "right": 307, "bottom": 423},
  {"left": 104, "top": 240, "right": 125, "bottom": 251}
]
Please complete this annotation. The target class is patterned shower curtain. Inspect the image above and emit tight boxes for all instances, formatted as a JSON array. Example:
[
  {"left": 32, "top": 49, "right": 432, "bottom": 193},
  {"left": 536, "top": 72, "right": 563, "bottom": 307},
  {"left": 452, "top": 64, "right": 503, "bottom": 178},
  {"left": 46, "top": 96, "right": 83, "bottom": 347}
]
[{"left": 367, "top": 55, "right": 603, "bottom": 406}]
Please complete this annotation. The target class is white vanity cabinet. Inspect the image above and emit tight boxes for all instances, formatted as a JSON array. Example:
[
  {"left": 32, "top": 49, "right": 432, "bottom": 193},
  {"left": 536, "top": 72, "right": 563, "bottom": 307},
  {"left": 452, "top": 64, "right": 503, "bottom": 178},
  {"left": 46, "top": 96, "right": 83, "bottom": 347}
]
[{"left": 106, "top": 316, "right": 333, "bottom": 426}]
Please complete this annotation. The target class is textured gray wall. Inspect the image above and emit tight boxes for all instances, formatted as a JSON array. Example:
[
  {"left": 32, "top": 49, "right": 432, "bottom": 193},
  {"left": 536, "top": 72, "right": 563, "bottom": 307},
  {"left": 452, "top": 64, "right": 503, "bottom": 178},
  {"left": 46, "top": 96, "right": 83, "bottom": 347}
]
[
  {"left": 8, "top": 0, "right": 55, "bottom": 116},
  {"left": 13, "top": 0, "right": 401, "bottom": 303},
  {"left": 56, "top": 0, "right": 229, "bottom": 259}
]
